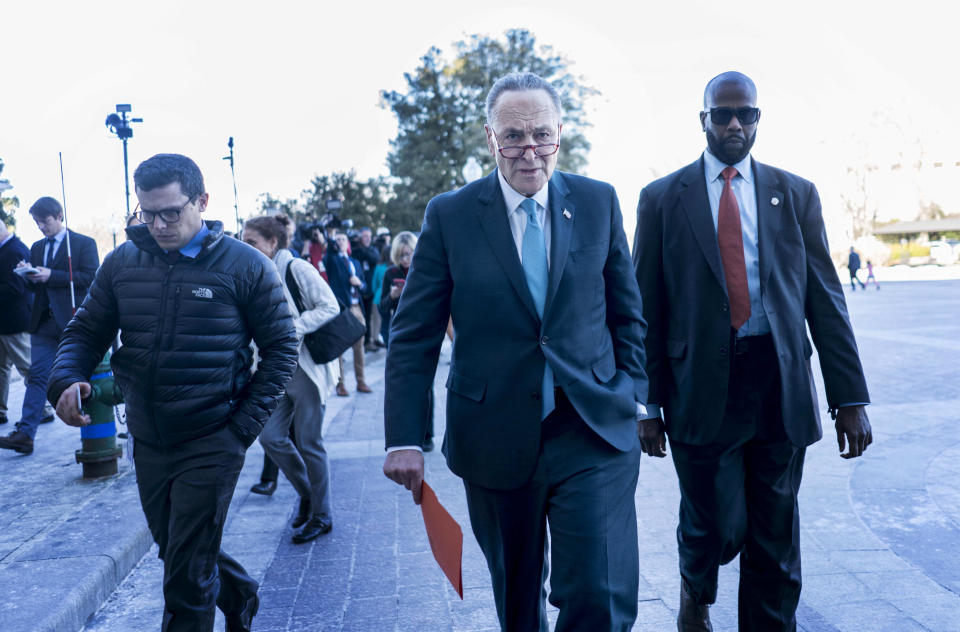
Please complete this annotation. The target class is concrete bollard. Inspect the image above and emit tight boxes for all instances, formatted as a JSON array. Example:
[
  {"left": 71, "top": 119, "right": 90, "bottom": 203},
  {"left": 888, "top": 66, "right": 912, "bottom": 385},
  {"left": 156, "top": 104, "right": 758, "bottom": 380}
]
[{"left": 76, "top": 354, "right": 124, "bottom": 479}]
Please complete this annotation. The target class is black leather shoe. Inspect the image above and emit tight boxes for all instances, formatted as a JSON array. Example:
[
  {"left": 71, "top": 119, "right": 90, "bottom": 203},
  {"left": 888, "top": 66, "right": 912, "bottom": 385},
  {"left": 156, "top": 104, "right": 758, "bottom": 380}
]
[
  {"left": 249, "top": 480, "right": 277, "bottom": 495},
  {"left": 291, "top": 497, "right": 310, "bottom": 528},
  {"left": 0, "top": 430, "right": 34, "bottom": 454},
  {"left": 225, "top": 592, "right": 258, "bottom": 632},
  {"left": 39, "top": 413, "right": 55, "bottom": 424},
  {"left": 292, "top": 514, "right": 332, "bottom": 543},
  {"left": 678, "top": 579, "right": 713, "bottom": 631},
  {"left": 0, "top": 412, "right": 7, "bottom": 424}
]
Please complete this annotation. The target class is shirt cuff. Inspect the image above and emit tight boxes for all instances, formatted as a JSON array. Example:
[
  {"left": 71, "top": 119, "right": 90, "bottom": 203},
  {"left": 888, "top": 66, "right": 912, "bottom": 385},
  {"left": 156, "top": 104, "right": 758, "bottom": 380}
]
[
  {"left": 638, "top": 404, "right": 661, "bottom": 420},
  {"left": 386, "top": 445, "right": 423, "bottom": 453}
]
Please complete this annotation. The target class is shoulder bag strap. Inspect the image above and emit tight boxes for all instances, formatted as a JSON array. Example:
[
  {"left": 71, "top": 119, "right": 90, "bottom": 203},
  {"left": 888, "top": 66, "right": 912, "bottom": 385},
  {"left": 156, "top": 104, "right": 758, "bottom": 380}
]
[{"left": 284, "top": 262, "right": 307, "bottom": 316}]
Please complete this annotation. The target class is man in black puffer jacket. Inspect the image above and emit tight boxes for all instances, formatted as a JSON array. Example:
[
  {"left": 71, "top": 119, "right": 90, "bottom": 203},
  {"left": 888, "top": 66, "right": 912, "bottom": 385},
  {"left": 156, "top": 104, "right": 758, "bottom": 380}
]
[{"left": 47, "top": 154, "right": 298, "bottom": 632}]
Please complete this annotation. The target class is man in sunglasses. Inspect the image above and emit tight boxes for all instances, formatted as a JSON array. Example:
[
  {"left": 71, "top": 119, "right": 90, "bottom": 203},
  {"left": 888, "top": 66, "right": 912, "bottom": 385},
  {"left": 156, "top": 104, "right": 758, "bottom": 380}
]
[
  {"left": 633, "top": 71, "right": 872, "bottom": 631},
  {"left": 384, "top": 72, "right": 648, "bottom": 630},
  {"left": 46, "top": 153, "right": 298, "bottom": 632}
]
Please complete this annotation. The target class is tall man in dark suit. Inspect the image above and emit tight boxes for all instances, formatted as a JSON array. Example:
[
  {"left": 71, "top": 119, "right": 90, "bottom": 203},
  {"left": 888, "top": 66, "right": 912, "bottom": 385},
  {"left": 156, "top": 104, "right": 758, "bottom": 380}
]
[
  {"left": 383, "top": 72, "right": 649, "bottom": 631},
  {"left": 633, "top": 71, "right": 873, "bottom": 631},
  {"left": 0, "top": 197, "right": 98, "bottom": 455}
]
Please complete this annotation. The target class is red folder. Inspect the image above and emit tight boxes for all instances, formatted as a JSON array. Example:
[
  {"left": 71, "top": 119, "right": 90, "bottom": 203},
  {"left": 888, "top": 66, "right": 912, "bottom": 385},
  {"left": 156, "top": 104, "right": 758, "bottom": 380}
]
[{"left": 420, "top": 481, "right": 463, "bottom": 599}]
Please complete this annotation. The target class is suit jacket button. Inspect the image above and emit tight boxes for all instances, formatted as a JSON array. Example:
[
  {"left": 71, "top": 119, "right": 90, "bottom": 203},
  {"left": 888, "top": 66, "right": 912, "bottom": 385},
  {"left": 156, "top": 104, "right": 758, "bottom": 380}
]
[
  {"left": 721, "top": 302, "right": 729, "bottom": 312},
  {"left": 531, "top": 392, "right": 541, "bottom": 401},
  {"left": 719, "top": 346, "right": 728, "bottom": 357},
  {"left": 540, "top": 336, "right": 549, "bottom": 345}
]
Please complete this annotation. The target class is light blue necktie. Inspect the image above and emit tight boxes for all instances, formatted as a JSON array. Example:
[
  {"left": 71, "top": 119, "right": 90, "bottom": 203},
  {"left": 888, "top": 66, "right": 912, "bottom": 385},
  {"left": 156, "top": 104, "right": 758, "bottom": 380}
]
[{"left": 520, "top": 198, "right": 555, "bottom": 419}]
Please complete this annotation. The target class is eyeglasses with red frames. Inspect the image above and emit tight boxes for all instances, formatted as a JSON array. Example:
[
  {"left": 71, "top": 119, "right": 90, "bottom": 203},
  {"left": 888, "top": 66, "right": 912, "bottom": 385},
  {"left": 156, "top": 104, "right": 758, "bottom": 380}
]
[{"left": 491, "top": 124, "right": 561, "bottom": 159}]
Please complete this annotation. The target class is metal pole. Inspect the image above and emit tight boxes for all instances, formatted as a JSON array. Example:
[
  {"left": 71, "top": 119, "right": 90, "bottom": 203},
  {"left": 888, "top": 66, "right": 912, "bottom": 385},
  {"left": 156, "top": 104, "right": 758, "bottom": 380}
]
[
  {"left": 58, "top": 153, "right": 77, "bottom": 313},
  {"left": 121, "top": 116, "right": 131, "bottom": 219},
  {"left": 223, "top": 137, "right": 240, "bottom": 233}
]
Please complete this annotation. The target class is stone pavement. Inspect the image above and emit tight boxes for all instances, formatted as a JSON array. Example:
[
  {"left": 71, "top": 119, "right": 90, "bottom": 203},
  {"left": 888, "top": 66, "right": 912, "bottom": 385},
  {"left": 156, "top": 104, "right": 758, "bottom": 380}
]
[{"left": 2, "top": 278, "right": 960, "bottom": 631}]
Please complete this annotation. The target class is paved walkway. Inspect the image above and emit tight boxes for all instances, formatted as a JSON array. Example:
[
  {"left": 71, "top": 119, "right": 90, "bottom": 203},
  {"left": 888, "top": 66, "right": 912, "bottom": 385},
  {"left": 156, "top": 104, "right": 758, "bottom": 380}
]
[{"left": 2, "top": 279, "right": 960, "bottom": 631}]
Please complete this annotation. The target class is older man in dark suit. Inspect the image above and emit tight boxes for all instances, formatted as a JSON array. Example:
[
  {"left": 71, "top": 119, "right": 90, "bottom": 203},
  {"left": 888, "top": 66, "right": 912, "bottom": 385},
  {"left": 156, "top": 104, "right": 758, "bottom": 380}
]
[
  {"left": 633, "top": 71, "right": 872, "bottom": 631},
  {"left": 0, "top": 197, "right": 98, "bottom": 455},
  {"left": 383, "top": 72, "right": 649, "bottom": 631}
]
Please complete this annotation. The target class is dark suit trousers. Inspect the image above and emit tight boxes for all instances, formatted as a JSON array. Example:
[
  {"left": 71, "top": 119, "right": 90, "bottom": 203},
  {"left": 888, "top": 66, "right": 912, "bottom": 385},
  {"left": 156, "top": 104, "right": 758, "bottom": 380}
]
[
  {"left": 669, "top": 334, "right": 804, "bottom": 632},
  {"left": 463, "top": 390, "right": 642, "bottom": 632},
  {"left": 133, "top": 425, "right": 258, "bottom": 632}
]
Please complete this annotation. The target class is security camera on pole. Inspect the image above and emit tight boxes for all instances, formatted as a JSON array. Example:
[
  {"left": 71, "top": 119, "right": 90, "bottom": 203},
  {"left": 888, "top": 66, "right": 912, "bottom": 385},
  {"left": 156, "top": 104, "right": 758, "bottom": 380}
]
[
  {"left": 104, "top": 104, "right": 142, "bottom": 221},
  {"left": 223, "top": 137, "right": 241, "bottom": 234}
]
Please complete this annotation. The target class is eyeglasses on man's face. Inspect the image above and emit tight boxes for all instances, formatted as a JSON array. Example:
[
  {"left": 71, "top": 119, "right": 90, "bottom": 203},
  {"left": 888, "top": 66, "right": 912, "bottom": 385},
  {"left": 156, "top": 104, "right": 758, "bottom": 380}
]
[
  {"left": 492, "top": 124, "right": 561, "bottom": 159},
  {"left": 703, "top": 107, "right": 760, "bottom": 126},
  {"left": 134, "top": 197, "right": 195, "bottom": 224}
]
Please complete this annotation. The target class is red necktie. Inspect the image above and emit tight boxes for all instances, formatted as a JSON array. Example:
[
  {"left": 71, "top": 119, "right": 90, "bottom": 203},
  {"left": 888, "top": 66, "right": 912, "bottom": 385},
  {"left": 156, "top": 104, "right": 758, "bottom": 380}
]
[{"left": 717, "top": 166, "right": 751, "bottom": 330}]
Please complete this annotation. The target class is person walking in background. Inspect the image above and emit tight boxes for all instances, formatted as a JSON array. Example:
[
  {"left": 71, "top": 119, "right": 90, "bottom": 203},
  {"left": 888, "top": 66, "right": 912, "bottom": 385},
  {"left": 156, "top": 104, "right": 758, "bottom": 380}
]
[
  {"left": 0, "top": 197, "right": 98, "bottom": 455},
  {"left": 302, "top": 226, "right": 327, "bottom": 281},
  {"left": 324, "top": 231, "right": 371, "bottom": 396},
  {"left": 848, "top": 246, "right": 866, "bottom": 290},
  {"left": 377, "top": 231, "right": 417, "bottom": 348},
  {"left": 633, "top": 71, "right": 872, "bottom": 631},
  {"left": 0, "top": 219, "right": 53, "bottom": 426},
  {"left": 47, "top": 153, "right": 298, "bottom": 632},
  {"left": 369, "top": 244, "right": 391, "bottom": 349},
  {"left": 353, "top": 227, "right": 381, "bottom": 352},
  {"left": 379, "top": 230, "right": 434, "bottom": 451},
  {"left": 383, "top": 72, "right": 649, "bottom": 631},
  {"left": 865, "top": 259, "right": 880, "bottom": 290},
  {"left": 243, "top": 214, "right": 340, "bottom": 543}
]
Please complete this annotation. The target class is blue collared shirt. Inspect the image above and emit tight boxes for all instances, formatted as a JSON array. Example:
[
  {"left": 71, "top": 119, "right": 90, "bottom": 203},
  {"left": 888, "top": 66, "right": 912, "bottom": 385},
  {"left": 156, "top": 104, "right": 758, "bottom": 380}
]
[
  {"left": 498, "top": 170, "right": 551, "bottom": 269},
  {"left": 174, "top": 223, "right": 210, "bottom": 259},
  {"left": 702, "top": 150, "right": 770, "bottom": 338}
]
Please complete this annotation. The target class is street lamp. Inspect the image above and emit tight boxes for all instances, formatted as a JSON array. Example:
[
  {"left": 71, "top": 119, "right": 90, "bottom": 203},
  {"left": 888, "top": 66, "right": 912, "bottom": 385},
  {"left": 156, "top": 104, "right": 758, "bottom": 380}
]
[
  {"left": 105, "top": 104, "right": 142, "bottom": 219},
  {"left": 462, "top": 156, "right": 483, "bottom": 184}
]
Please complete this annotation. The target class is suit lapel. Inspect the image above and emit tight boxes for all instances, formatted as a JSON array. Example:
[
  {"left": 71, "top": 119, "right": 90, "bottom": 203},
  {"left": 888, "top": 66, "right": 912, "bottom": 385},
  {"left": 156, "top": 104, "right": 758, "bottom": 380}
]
[
  {"left": 544, "top": 173, "right": 572, "bottom": 318},
  {"left": 678, "top": 158, "right": 727, "bottom": 292},
  {"left": 476, "top": 171, "right": 540, "bottom": 322},
  {"left": 753, "top": 162, "right": 784, "bottom": 289},
  {"left": 49, "top": 231, "right": 69, "bottom": 268}
]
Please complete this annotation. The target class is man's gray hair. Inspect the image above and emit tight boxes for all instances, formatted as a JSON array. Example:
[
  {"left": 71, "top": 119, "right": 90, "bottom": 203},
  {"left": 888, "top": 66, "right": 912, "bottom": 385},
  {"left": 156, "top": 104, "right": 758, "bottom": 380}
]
[{"left": 485, "top": 72, "right": 563, "bottom": 123}]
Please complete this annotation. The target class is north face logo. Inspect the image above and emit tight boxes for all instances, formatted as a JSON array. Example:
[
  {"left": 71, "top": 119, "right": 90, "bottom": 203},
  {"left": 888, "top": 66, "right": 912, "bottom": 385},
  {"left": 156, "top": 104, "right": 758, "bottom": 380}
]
[{"left": 192, "top": 287, "right": 213, "bottom": 299}]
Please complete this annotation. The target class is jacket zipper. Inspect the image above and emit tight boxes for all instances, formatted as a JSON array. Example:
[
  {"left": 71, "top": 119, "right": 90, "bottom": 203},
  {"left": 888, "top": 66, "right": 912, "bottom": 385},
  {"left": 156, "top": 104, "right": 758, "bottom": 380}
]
[
  {"left": 168, "top": 285, "right": 182, "bottom": 348},
  {"left": 148, "top": 264, "right": 174, "bottom": 442}
]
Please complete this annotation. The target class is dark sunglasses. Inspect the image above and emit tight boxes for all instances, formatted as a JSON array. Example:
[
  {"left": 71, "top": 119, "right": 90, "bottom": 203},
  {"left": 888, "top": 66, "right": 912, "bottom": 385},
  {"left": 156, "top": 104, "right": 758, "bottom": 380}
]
[{"left": 704, "top": 107, "right": 761, "bottom": 126}]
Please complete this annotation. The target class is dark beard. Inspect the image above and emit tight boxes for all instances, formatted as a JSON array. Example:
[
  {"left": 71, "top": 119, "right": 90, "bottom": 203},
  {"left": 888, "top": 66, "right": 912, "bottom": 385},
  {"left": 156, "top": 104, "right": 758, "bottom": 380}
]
[{"left": 706, "top": 128, "right": 756, "bottom": 165}]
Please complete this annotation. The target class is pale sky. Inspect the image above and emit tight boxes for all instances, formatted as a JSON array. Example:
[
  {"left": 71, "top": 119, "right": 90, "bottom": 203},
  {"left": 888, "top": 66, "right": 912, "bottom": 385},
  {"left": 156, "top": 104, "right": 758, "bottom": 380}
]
[{"left": 3, "top": 0, "right": 956, "bottom": 251}]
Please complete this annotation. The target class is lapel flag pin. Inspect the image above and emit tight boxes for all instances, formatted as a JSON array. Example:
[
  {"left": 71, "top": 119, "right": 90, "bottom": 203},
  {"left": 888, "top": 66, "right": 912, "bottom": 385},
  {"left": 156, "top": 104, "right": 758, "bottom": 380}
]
[
  {"left": 562, "top": 209, "right": 572, "bottom": 219},
  {"left": 771, "top": 197, "right": 780, "bottom": 206}
]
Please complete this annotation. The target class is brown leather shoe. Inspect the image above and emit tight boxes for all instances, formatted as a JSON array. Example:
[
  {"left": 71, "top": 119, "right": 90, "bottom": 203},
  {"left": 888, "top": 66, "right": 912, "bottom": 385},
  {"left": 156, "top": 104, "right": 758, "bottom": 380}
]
[
  {"left": 336, "top": 383, "right": 349, "bottom": 397},
  {"left": 356, "top": 380, "right": 372, "bottom": 393},
  {"left": 0, "top": 430, "right": 34, "bottom": 454},
  {"left": 678, "top": 579, "right": 713, "bottom": 631}
]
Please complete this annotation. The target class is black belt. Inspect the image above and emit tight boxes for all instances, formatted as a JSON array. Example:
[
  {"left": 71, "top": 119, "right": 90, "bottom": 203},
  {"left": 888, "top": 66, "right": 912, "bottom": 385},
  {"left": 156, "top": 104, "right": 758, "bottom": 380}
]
[{"left": 734, "top": 334, "right": 773, "bottom": 356}]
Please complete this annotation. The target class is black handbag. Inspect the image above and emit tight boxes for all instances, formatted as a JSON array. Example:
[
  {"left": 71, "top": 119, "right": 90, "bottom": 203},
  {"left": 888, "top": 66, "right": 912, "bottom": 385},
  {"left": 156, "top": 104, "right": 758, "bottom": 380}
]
[{"left": 285, "top": 263, "right": 366, "bottom": 364}]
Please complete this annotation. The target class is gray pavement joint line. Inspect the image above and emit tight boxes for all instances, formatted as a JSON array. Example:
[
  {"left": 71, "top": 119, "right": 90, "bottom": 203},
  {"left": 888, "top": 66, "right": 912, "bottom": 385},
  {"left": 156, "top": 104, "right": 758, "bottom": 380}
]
[{"left": 0, "top": 469, "right": 132, "bottom": 567}]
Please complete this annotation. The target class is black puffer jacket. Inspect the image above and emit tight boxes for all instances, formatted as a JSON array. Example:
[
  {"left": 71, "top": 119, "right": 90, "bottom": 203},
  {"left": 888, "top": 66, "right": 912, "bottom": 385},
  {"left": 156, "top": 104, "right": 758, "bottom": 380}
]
[{"left": 48, "top": 221, "right": 298, "bottom": 447}]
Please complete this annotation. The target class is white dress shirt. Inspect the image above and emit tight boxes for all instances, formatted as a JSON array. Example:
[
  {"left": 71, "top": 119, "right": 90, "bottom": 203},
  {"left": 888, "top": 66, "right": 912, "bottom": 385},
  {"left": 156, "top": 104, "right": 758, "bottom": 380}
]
[
  {"left": 43, "top": 227, "right": 67, "bottom": 265},
  {"left": 498, "top": 170, "right": 551, "bottom": 267}
]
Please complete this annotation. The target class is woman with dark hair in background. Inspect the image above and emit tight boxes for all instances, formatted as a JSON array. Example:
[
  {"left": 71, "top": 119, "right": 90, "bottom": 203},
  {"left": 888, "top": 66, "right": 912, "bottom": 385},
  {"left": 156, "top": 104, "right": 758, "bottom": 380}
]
[{"left": 242, "top": 214, "right": 340, "bottom": 542}]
